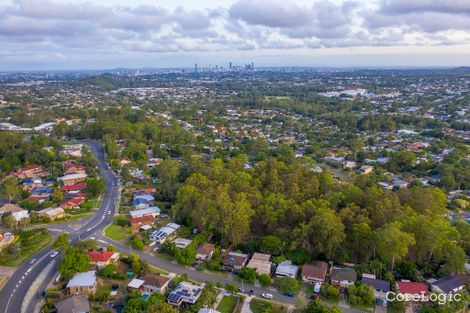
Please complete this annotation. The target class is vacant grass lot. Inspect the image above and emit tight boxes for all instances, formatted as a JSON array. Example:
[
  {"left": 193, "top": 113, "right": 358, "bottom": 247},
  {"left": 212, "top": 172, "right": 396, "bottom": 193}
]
[
  {"left": 0, "top": 228, "right": 52, "bottom": 267},
  {"left": 250, "top": 298, "right": 288, "bottom": 313},
  {"left": 104, "top": 224, "right": 131, "bottom": 241},
  {"left": 217, "top": 295, "right": 239, "bottom": 313}
]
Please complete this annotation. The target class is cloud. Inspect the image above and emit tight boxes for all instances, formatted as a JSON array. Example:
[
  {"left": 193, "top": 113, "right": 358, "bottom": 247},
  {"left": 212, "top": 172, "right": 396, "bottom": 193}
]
[
  {"left": 380, "top": 0, "right": 470, "bottom": 15},
  {"left": 229, "top": 0, "right": 312, "bottom": 28}
]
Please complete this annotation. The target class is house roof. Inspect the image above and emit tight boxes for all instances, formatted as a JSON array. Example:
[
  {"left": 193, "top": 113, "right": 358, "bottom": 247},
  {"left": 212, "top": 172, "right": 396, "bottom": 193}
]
[
  {"left": 222, "top": 252, "right": 249, "bottom": 267},
  {"left": 128, "top": 278, "right": 145, "bottom": 289},
  {"left": 56, "top": 295, "right": 90, "bottom": 313},
  {"left": 330, "top": 267, "right": 356, "bottom": 282},
  {"left": 0, "top": 203, "right": 25, "bottom": 213},
  {"left": 130, "top": 215, "right": 154, "bottom": 225},
  {"left": 301, "top": 261, "right": 328, "bottom": 280},
  {"left": 361, "top": 277, "right": 391, "bottom": 292},
  {"left": 432, "top": 276, "right": 463, "bottom": 294},
  {"left": 141, "top": 274, "right": 170, "bottom": 288},
  {"left": 396, "top": 281, "right": 429, "bottom": 295},
  {"left": 66, "top": 271, "right": 96, "bottom": 288},
  {"left": 61, "top": 197, "right": 85, "bottom": 208},
  {"left": 275, "top": 260, "right": 299, "bottom": 277},
  {"left": 37, "top": 207, "right": 64, "bottom": 216},
  {"left": 251, "top": 252, "right": 271, "bottom": 261},
  {"left": 87, "top": 251, "right": 116, "bottom": 263},
  {"left": 196, "top": 243, "right": 215, "bottom": 256},
  {"left": 129, "top": 206, "right": 160, "bottom": 218},
  {"left": 61, "top": 183, "right": 87, "bottom": 191}
]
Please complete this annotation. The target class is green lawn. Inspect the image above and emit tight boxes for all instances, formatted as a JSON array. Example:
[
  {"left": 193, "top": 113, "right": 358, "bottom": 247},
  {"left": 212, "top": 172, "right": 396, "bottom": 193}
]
[
  {"left": 217, "top": 295, "right": 239, "bottom": 313},
  {"left": 148, "top": 265, "right": 169, "bottom": 275},
  {"left": 250, "top": 298, "right": 288, "bottom": 313},
  {"left": 104, "top": 224, "right": 131, "bottom": 241}
]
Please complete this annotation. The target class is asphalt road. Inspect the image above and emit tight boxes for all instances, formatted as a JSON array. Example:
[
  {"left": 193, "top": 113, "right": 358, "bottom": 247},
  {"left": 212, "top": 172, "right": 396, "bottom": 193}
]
[{"left": 0, "top": 140, "right": 120, "bottom": 313}]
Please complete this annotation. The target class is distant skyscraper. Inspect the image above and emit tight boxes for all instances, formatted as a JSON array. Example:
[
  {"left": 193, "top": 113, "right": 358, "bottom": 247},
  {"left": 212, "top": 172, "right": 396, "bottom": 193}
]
[
  {"left": 229, "top": 62, "right": 232, "bottom": 70},
  {"left": 251, "top": 62, "right": 254, "bottom": 70},
  {"left": 194, "top": 63, "right": 198, "bottom": 73}
]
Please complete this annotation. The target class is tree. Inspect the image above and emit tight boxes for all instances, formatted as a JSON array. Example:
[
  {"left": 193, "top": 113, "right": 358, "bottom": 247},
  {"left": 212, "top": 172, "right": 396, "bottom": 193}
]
[
  {"left": 58, "top": 250, "right": 91, "bottom": 279},
  {"left": 1, "top": 177, "right": 22, "bottom": 202},
  {"left": 2, "top": 213, "right": 17, "bottom": 229},
  {"left": 320, "top": 284, "right": 340, "bottom": 300},
  {"left": 347, "top": 283, "right": 374, "bottom": 305},
  {"left": 52, "top": 233, "right": 70, "bottom": 251},
  {"left": 377, "top": 222, "right": 415, "bottom": 271},
  {"left": 259, "top": 273, "right": 271, "bottom": 287},
  {"left": 274, "top": 276, "right": 300, "bottom": 293},
  {"left": 51, "top": 188, "right": 63, "bottom": 204},
  {"left": 258, "top": 235, "right": 283, "bottom": 256},
  {"left": 86, "top": 177, "right": 105, "bottom": 197},
  {"left": 238, "top": 267, "right": 257, "bottom": 284}
]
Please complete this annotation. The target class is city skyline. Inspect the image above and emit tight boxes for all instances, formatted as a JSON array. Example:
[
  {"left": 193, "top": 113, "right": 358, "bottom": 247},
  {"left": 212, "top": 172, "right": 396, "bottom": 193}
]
[{"left": 1, "top": 0, "right": 470, "bottom": 70}]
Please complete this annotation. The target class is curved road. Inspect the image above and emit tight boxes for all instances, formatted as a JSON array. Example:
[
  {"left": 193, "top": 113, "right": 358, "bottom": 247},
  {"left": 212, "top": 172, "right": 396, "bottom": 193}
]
[{"left": 0, "top": 140, "right": 120, "bottom": 313}]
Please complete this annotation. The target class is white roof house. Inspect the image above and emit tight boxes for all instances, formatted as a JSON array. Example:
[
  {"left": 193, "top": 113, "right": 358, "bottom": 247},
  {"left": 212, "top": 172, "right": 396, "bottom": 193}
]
[
  {"left": 173, "top": 238, "right": 193, "bottom": 249},
  {"left": 66, "top": 271, "right": 97, "bottom": 288},
  {"left": 129, "top": 206, "right": 160, "bottom": 218},
  {"left": 149, "top": 223, "right": 180, "bottom": 243},
  {"left": 275, "top": 260, "right": 299, "bottom": 278},
  {"left": 128, "top": 278, "right": 146, "bottom": 289},
  {"left": 167, "top": 281, "right": 203, "bottom": 306},
  {"left": 58, "top": 173, "right": 88, "bottom": 182}
]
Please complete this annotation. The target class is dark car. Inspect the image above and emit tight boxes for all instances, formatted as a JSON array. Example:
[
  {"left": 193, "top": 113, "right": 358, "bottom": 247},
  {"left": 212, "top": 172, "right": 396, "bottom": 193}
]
[
  {"left": 284, "top": 291, "right": 294, "bottom": 297},
  {"left": 310, "top": 294, "right": 319, "bottom": 300}
]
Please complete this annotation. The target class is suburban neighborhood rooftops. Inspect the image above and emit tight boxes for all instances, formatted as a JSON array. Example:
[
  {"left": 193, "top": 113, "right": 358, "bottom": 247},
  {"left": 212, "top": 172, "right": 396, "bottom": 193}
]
[
  {"left": 128, "top": 278, "right": 145, "bottom": 289},
  {"left": 431, "top": 276, "right": 463, "bottom": 294},
  {"left": 56, "top": 295, "right": 90, "bottom": 313},
  {"left": 66, "top": 271, "right": 96, "bottom": 288},
  {"left": 301, "top": 261, "right": 328, "bottom": 281},
  {"left": 167, "top": 281, "right": 203, "bottom": 305},
  {"left": 129, "top": 206, "right": 161, "bottom": 218},
  {"left": 330, "top": 267, "right": 356, "bottom": 283},
  {"left": 275, "top": 260, "right": 298, "bottom": 278},
  {"left": 361, "top": 277, "right": 391, "bottom": 292},
  {"left": 396, "top": 281, "right": 429, "bottom": 295}
]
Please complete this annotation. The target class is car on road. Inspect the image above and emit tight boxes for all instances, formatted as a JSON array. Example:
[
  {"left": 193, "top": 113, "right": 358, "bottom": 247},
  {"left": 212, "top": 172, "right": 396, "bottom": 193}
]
[
  {"left": 262, "top": 293, "right": 273, "bottom": 299},
  {"left": 49, "top": 251, "right": 59, "bottom": 258},
  {"left": 29, "top": 258, "right": 37, "bottom": 265},
  {"left": 284, "top": 291, "right": 294, "bottom": 297}
]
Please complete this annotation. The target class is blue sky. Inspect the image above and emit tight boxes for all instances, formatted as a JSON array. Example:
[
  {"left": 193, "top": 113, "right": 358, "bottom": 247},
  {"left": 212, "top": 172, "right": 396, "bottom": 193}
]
[{"left": 1, "top": 0, "right": 470, "bottom": 70}]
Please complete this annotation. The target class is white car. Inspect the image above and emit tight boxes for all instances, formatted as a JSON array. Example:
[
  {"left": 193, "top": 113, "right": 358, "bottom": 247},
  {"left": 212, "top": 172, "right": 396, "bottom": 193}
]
[
  {"left": 50, "top": 251, "right": 59, "bottom": 258},
  {"left": 262, "top": 293, "right": 273, "bottom": 299},
  {"left": 29, "top": 258, "right": 37, "bottom": 265},
  {"left": 152, "top": 247, "right": 161, "bottom": 253}
]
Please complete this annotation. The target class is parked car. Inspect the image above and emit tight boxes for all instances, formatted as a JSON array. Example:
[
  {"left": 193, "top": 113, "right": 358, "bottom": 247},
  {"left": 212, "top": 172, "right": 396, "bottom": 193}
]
[
  {"left": 152, "top": 247, "right": 160, "bottom": 253},
  {"left": 284, "top": 291, "right": 294, "bottom": 297},
  {"left": 262, "top": 293, "right": 273, "bottom": 299},
  {"left": 29, "top": 258, "right": 37, "bottom": 265},
  {"left": 50, "top": 251, "right": 59, "bottom": 258},
  {"left": 310, "top": 294, "right": 319, "bottom": 300}
]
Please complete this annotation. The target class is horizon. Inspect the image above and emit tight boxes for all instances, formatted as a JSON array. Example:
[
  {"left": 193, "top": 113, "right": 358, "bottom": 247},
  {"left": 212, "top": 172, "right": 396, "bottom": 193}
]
[{"left": 2, "top": 0, "right": 470, "bottom": 70}]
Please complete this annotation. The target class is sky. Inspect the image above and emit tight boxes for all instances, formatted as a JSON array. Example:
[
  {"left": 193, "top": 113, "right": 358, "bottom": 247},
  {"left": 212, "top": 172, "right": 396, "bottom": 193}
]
[{"left": 1, "top": 0, "right": 470, "bottom": 70}]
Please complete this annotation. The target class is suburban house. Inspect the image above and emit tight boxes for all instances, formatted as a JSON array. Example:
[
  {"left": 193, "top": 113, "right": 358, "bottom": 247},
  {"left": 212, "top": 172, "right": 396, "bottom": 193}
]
[
  {"left": 173, "top": 238, "right": 193, "bottom": 249},
  {"left": 0, "top": 232, "right": 14, "bottom": 251},
  {"left": 301, "top": 261, "right": 328, "bottom": 284},
  {"left": 167, "top": 281, "right": 203, "bottom": 306},
  {"left": 128, "top": 274, "right": 171, "bottom": 294},
  {"left": 58, "top": 173, "right": 87, "bottom": 186},
  {"left": 62, "top": 144, "right": 83, "bottom": 158},
  {"left": 196, "top": 243, "right": 215, "bottom": 261},
  {"left": 22, "top": 177, "right": 45, "bottom": 191},
  {"left": 396, "top": 281, "right": 429, "bottom": 299},
  {"left": 222, "top": 252, "right": 249, "bottom": 272},
  {"left": 87, "top": 251, "right": 119, "bottom": 269},
  {"left": 198, "top": 309, "right": 221, "bottom": 313},
  {"left": 359, "top": 165, "right": 374, "bottom": 175},
  {"left": 55, "top": 295, "right": 90, "bottom": 313},
  {"left": 430, "top": 276, "right": 464, "bottom": 295},
  {"left": 61, "top": 197, "right": 85, "bottom": 210},
  {"left": 37, "top": 207, "right": 65, "bottom": 220},
  {"left": 330, "top": 267, "right": 357, "bottom": 287},
  {"left": 66, "top": 271, "right": 97, "bottom": 295},
  {"left": 30, "top": 186, "right": 54, "bottom": 197},
  {"left": 149, "top": 223, "right": 180, "bottom": 243},
  {"left": 247, "top": 253, "right": 272, "bottom": 276},
  {"left": 129, "top": 206, "right": 161, "bottom": 219},
  {"left": 61, "top": 183, "right": 87, "bottom": 193},
  {"left": 0, "top": 203, "right": 30, "bottom": 222},
  {"left": 361, "top": 274, "right": 391, "bottom": 297},
  {"left": 14, "top": 164, "right": 48, "bottom": 179},
  {"left": 130, "top": 215, "right": 155, "bottom": 231},
  {"left": 275, "top": 260, "right": 298, "bottom": 278}
]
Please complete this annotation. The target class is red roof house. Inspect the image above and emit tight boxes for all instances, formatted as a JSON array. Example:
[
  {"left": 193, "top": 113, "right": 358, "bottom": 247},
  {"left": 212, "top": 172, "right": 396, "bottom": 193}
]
[
  {"left": 61, "top": 197, "right": 85, "bottom": 209},
  {"left": 396, "top": 281, "right": 429, "bottom": 296},
  {"left": 61, "top": 183, "right": 87, "bottom": 192},
  {"left": 87, "top": 251, "right": 119, "bottom": 269},
  {"left": 130, "top": 215, "right": 155, "bottom": 231}
]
